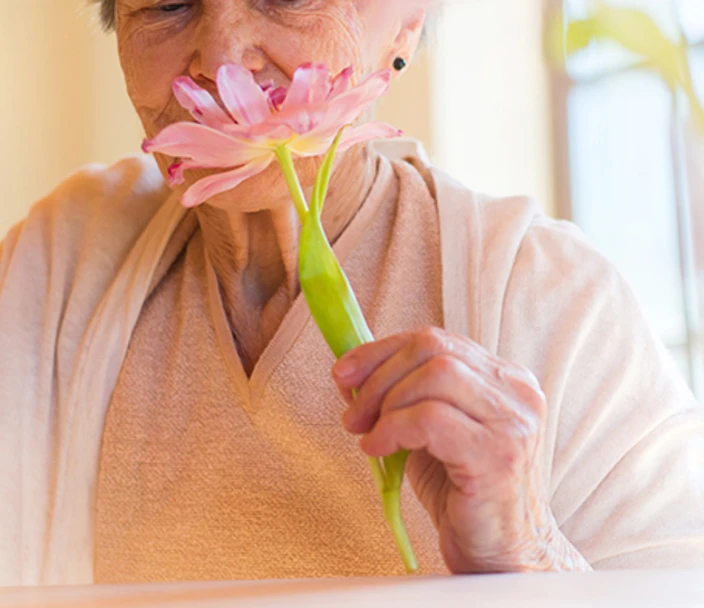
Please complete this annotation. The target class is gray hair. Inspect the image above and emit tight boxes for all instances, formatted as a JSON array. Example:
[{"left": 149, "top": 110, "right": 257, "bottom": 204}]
[
  {"left": 90, "top": 0, "right": 440, "bottom": 37},
  {"left": 92, "top": 0, "right": 115, "bottom": 31}
]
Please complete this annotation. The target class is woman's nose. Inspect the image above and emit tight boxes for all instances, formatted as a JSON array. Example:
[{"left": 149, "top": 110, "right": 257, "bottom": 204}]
[{"left": 188, "top": 10, "right": 265, "bottom": 83}]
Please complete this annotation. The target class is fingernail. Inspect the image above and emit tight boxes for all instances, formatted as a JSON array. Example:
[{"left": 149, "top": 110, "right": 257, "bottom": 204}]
[{"left": 333, "top": 356, "right": 357, "bottom": 379}]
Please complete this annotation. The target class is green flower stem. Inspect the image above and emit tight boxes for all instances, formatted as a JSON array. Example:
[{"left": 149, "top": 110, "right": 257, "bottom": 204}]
[
  {"left": 367, "top": 456, "right": 386, "bottom": 494},
  {"left": 274, "top": 132, "right": 418, "bottom": 574},
  {"left": 379, "top": 448, "right": 416, "bottom": 572},
  {"left": 275, "top": 146, "right": 309, "bottom": 223},
  {"left": 384, "top": 487, "right": 418, "bottom": 574}
]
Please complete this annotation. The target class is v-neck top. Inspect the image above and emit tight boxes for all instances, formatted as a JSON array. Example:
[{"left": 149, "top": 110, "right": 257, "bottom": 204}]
[{"left": 93, "top": 156, "right": 447, "bottom": 582}]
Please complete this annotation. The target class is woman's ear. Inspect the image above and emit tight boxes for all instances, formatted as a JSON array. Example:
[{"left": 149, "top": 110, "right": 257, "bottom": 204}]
[{"left": 386, "top": 10, "right": 426, "bottom": 74}]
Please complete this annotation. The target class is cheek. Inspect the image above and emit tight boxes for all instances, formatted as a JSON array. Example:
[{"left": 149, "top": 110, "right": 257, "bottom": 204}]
[{"left": 118, "top": 32, "right": 192, "bottom": 136}]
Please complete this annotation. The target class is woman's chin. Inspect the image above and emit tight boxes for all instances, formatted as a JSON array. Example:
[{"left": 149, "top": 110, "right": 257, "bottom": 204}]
[{"left": 180, "top": 160, "right": 319, "bottom": 214}]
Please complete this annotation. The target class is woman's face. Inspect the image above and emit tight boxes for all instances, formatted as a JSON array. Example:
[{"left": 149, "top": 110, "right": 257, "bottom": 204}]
[{"left": 115, "top": 0, "right": 423, "bottom": 209}]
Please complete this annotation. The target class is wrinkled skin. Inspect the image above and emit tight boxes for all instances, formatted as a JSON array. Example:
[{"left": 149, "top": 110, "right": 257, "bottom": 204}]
[
  {"left": 115, "top": 0, "right": 425, "bottom": 374},
  {"left": 333, "top": 328, "right": 592, "bottom": 573},
  {"left": 115, "top": 0, "right": 591, "bottom": 573}
]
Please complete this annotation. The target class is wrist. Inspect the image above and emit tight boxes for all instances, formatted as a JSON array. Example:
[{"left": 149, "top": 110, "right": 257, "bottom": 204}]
[
  {"left": 530, "top": 514, "right": 593, "bottom": 572},
  {"left": 484, "top": 513, "right": 592, "bottom": 573}
]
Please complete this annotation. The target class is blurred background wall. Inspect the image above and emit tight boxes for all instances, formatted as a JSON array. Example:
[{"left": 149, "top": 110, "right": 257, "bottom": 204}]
[
  {"left": 377, "top": 0, "right": 555, "bottom": 214},
  {"left": 1, "top": 2, "right": 142, "bottom": 234}
]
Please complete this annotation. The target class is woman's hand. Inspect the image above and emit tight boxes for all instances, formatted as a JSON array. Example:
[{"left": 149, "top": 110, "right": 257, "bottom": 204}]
[{"left": 332, "top": 327, "right": 591, "bottom": 573}]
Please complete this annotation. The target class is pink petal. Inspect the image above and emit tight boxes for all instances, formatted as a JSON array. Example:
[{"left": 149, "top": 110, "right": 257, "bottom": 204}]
[
  {"left": 321, "top": 69, "right": 392, "bottom": 130},
  {"left": 216, "top": 64, "right": 271, "bottom": 125},
  {"left": 260, "top": 80, "right": 276, "bottom": 92},
  {"left": 284, "top": 135, "right": 335, "bottom": 157},
  {"left": 286, "top": 121, "right": 401, "bottom": 157},
  {"left": 281, "top": 63, "right": 333, "bottom": 110},
  {"left": 264, "top": 68, "right": 391, "bottom": 142},
  {"left": 167, "top": 159, "right": 213, "bottom": 186},
  {"left": 329, "top": 66, "right": 354, "bottom": 99},
  {"left": 267, "top": 86, "right": 288, "bottom": 111},
  {"left": 143, "top": 122, "right": 267, "bottom": 167},
  {"left": 239, "top": 121, "right": 293, "bottom": 142},
  {"left": 168, "top": 161, "right": 187, "bottom": 185},
  {"left": 172, "top": 77, "right": 232, "bottom": 129},
  {"left": 181, "top": 156, "right": 275, "bottom": 208},
  {"left": 265, "top": 104, "right": 327, "bottom": 134},
  {"left": 336, "top": 122, "right": 403, "bottom": 151}
]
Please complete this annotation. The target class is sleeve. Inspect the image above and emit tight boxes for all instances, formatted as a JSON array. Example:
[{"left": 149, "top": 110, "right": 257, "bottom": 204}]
[
  {"left": 0, "top": 156, "right": 171, "bottom": 585},
  {"left": 496, "top": 215, "right": 704, "bottom": 569}
]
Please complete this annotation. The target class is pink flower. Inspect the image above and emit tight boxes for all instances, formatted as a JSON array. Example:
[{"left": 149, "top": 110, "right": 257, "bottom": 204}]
[{"left": 143, "top": 63, "right": 402, "bottom": 208}]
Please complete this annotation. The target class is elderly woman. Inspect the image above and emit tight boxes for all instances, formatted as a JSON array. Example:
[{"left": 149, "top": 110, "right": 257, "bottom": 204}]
[{"left": 1, "top": 0, "right": 703, "bottom": 587}]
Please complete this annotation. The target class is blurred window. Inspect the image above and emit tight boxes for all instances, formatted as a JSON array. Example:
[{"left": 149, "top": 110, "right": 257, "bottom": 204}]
[{"left": 555, "top": 0, "right": 704, "bottom": 395}]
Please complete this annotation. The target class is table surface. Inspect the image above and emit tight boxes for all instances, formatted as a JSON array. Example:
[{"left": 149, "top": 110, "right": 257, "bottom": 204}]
[{"left": 3, "top": 569, "right": 704, "bottom": 608}]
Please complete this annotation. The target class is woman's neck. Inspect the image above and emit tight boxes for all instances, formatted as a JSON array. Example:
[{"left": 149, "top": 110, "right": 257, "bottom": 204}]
[{"left": 196, "top": 144, "right": 379, "bottom": 375}]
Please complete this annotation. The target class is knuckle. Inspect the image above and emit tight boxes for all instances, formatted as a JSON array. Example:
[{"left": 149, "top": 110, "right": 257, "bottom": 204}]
[
  {"left": 531, "top": 392, "right": 548, "bottom": 420},
  {"left": 417, "top": 326, "right": 447, "bottom": 350},
  {"left": 514, "top": 364, "right": 543, "bottom": 393},
  {"left": 521, "top": 387, "right": 547, "bottom": 421},
  {"left": 503, "top": 408, "right": 543, "bottom": 442},
  {"left": 496, "top": 441, "right": 526, "bottom": 476},
  {"left": 499, "top": 365, "right": 547, "bottom": 417},
  {"left": 503, "top": 445, "right": 522, "bottom": 469},
  {"left": 426, "top": 354, "right": 462, "bottom": 380}
]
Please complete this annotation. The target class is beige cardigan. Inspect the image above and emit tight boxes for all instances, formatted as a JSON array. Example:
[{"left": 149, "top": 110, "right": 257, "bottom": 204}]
[{"left": 1, "top": 141, "right": 704, "bottom": 585}]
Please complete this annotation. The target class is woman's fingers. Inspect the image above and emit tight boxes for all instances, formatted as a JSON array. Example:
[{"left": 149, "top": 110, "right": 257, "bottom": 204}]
[
  {"left": 345, "top": 355, "right": 506, "bottom": 434},
  {"left": 333, "top": 328, "right": 445, "bottom": 423},
  {"left": 333, "top": 327, "right": 545, "bottom": 450},
  {"left": 332, "top": 331, "right": 417, "bottom": 388},
  {"left": 359, "top": 400, "right": 492, "bottom": 474},
  {"left": 334, "top": 328, "right": 518, "bottom": 430},
  {"left": 333, "top": 327, "right": 494, "bottom": 392},
  {"left": 332, "top": 331, "right": 414, "bottom": 403},
  {"left": 339, "top": 330, "right": 451, "bottom": 430},
  {"left": 331, "top": 327, "right": 556, "bottom": 574},
  {"left": 359, "top": 398, "right": 541, "bottom": 497}
]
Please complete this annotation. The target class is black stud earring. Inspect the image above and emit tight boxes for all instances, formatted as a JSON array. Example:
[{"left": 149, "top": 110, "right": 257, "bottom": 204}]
[{"left": 393, "top": 57, "right": 407, "bottom": 72}]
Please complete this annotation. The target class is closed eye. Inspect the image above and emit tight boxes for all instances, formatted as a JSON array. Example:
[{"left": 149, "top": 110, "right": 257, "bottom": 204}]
[
  {"left": 144, "top": 2, "right": 192, "bottom": 18},
  {"left": 157, "top": 3, "right": 189, "bottom": 13}
]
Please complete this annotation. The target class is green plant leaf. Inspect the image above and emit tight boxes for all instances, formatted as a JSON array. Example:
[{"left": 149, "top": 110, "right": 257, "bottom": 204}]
[{"left": 549, "top": 2, "right": 704, "bottom": 132}]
